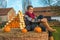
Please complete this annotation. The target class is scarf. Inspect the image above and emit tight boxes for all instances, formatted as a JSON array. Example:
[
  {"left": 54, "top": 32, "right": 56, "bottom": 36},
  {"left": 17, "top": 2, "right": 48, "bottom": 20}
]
[{"left": 25, "top": 11, "right": 35, "bottom": 19}]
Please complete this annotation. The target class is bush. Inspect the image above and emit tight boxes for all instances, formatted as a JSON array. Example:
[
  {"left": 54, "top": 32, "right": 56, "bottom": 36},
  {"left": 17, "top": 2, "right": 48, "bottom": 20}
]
[{"left": 0, "top": 21, "right": 7, "bottom": 28}]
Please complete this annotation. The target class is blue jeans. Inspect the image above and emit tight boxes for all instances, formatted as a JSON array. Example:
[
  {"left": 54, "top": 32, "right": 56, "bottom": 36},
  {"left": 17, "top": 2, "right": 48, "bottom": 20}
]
[{"left": 25, "top": 23, "right": 46, "bottom": 31}]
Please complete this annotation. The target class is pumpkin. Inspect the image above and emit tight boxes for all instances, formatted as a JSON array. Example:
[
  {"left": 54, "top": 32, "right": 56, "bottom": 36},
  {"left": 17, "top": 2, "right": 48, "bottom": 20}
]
[
  {"left": 11, "top": 22, "right": 16, "bottom": 28},
  {"left": 8, "top": 23, "right": 12, "bottom": 28},
  {"left": 4, "top": 15, "right": 20, "bottom": 28},
  {"left": 4, "top": 26, "right": 10, "bottom": 32},
  {"left": 15, "top": 23, "right": 20, "bottom": 28},
  {"left": 21, "top": 29, "right": 28, "bottom": 33},
  {"left": 34, "top": 26, "right": 42, "bottom": 33}
]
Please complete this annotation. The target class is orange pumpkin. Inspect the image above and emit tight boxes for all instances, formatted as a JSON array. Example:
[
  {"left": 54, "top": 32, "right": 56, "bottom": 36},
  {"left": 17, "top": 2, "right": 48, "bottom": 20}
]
[
  {"left": 15, "top": 24, "right": 20, "bottom": 28},
  {"left": 8, "top": 23, "right": 12, "bottom": 28},
  {"left": 17, "top": 23, "right": 20, "bottom": 28},
  {"left": 34, "top": 26, "right": 42, "bottom": 33},
  {"left": 21, "top": 29, "right": 28, "bottom": 33},
  {"left": 4, "top": 26, "right": 11, "bottom": 32},
  {"left": 11, "top": 22, "right": 16, "bottom": 28}
]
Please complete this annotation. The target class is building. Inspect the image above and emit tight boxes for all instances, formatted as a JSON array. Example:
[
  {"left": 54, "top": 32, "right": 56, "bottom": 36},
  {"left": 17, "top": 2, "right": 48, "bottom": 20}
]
[
  {"left": 0, "top": 0, "right": 7, "bottom": 8},
  {"left": 34, "top": 6, "right": 60, "bottom": 26},
  {"left": 34, "top": 6, "right": 60, "bottom": 16},
  {"left": 0, "top": 8, "right": 16, "bottom": 22}
]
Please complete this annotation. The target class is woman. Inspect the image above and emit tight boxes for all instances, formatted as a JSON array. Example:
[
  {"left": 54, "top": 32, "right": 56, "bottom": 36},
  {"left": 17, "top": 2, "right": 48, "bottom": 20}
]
[{"left": 22, "top": 5, "right": 56, "bottom": 40}]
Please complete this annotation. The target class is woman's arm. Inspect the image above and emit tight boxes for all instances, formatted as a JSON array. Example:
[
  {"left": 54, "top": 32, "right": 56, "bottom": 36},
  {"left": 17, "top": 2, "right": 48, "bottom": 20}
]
[{"left": 25, "top": 15, "right": 39, "bottom": 22}]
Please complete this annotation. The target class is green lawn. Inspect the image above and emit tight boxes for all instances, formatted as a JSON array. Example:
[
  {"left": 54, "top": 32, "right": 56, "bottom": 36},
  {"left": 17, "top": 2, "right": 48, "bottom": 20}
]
[{"left": 52, "top": 27, "right": 60, "bottom": 40}]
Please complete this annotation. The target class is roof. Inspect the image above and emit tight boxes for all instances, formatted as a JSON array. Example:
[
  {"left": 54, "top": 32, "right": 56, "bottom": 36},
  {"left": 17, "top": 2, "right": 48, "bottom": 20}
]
[
  {"left": 34, "top": 6, "right": 60, "bottom": 11},
  {"left": 33, "top": 6, "right": 60, "bottom": 16},
  {"left": 0, "top": 8, "right": 13, "bottom": 16}
]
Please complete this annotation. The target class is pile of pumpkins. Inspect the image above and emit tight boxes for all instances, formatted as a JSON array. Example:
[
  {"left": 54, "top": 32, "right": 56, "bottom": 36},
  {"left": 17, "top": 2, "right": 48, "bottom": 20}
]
[
  {"left": 3, "top": 11, "right": 42, "bottom": 33},
  {"left": 3, "top": 26, "right": 42, "bottom": 33},
  {"left": 3, "top": 11, "right": 26, "bottom": 32},
  {"left": 21, "top": 26, "right": 42, "bottom": 33},
  {"left": 3, "top": 14, "right": 20, "bottom": 32}
]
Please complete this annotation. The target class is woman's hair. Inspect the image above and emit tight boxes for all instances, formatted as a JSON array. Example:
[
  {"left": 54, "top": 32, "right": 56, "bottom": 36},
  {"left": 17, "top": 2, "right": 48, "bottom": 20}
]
[{"left": 27, "top": 5, "right": 33, "bottom": 10}]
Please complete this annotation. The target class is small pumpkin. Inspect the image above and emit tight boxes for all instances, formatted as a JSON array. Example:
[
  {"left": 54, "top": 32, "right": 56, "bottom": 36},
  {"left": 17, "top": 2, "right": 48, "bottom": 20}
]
[
  {"left": 21, "top": 29, "right": 28, "bottom": 33},
  {"left": 34, "top": 26, "right": 42, "bottom": 33},
  {"left": 4, "top": 26, "right": 11, "bottom": 32}
]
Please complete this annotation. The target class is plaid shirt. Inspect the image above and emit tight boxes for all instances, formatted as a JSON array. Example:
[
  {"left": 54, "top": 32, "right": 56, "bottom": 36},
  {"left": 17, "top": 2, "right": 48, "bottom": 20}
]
[{"left": 25, "top": 15, "right": 39, "bottom": 22}]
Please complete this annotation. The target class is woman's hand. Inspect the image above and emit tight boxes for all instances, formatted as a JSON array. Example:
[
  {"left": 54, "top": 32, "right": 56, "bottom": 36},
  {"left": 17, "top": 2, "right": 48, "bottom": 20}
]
[
  {"left": 38, "top": 19, "right": 41, "bottom": 22},
  {"left": 41, "top": 18, "right": 47, "bottom": 23},
  {"left": 32, "top": 19, "right": 35, "bottom": 22}
]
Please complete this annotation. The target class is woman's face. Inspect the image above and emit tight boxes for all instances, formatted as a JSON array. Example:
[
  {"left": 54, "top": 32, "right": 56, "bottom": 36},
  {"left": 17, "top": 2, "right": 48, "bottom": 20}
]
[{"left": 28, "top": 7, "right": 33, "bottom": 13}]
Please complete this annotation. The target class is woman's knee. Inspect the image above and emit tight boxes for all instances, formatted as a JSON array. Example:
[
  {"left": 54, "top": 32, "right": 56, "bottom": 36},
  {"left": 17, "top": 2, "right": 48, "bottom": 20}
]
[
  {"left": 41, "top": 18, "right": 47, "bottom": 22},
  {"left": 39, "top": 24, "right": 46, "bottom": 31},
  {"left": 48, "top": 31, "right": 53, "bottom": 37}
]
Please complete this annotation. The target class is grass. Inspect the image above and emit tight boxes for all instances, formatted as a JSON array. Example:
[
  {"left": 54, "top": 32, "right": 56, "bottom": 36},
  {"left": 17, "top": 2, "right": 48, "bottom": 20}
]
[{"left": 52, "top": 26, "right": 60, "bottom": 40}]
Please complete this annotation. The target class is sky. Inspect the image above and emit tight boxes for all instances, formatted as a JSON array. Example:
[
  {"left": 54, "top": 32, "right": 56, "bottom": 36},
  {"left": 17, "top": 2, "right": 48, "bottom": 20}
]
[
  {"left": 7, "top": 0, "right": 47, "bottom": 13},
  {"left": 6, "top": 0, "right": 59, "bottom": 13},
  {"left": 0, "top": 0, "right": 60, "bottom": 21},
  {"left": 7, "top": 0, "right": 22, "bottom": 13}
]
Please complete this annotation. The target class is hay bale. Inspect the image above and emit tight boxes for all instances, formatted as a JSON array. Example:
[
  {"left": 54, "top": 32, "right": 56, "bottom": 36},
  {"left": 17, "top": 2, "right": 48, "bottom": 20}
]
[{"left": 0, "top": 28, "right": 48, "bottom": 40}]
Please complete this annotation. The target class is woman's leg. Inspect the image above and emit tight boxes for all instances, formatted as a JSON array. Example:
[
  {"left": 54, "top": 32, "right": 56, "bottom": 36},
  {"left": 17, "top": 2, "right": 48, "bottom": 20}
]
[
  {"left": 39, "top": 24, "right": 46, "bottom": 31},
  {"left": 31, "top": 23, "right": 38, "bottom": 30},
  {"left": 49, "top": 36, "right": 54, "bottom": 40},
  {"left": 41, "top": 18, "right": 55, "bottom": 40},
  {"left": 25, "top": 25, "right": 32, "bottom": 31},
  {"left": 39, "top": 23, "right": 54, "bottom": 40},
  {"left": 39, "top": 24, "right": 54, "bottom": 40},
  {"left": 31, "top": 22, "right": 43, "bottom": 32},
  {"left": 41, "top": 18, "right": 56, "bottom": 32},
  {"left": 37, "top": 15, "right": 56, "bottom": 32},
  {"left": 26, "top": 23, "right": 38, "bottom": 31},
  {"left": 48, "top": 31, "right": 54, "bottom": 40}
]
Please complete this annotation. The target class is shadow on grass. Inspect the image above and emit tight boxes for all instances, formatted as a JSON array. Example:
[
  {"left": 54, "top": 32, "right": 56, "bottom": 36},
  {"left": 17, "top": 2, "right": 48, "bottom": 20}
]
[{"left": 52, "top": 27, "right": 60, "bottom": 40}]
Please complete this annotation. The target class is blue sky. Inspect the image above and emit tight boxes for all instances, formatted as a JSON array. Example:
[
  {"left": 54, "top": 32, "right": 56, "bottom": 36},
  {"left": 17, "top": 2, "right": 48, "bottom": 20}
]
[
  {"left": 31, "top": 0, "right": 48, "bottom": 7},
  {"left": 7, "top": 0, "right": 22, "bottom": 13},
  {"left": 5, "top": 0, "right": 60, "bottom": 21},
  {"left": 6, "top": 0, "right": 58, "bottom": 13},
  {"left": 7, "top": 0, "right": 48, "bottom": 13}
]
